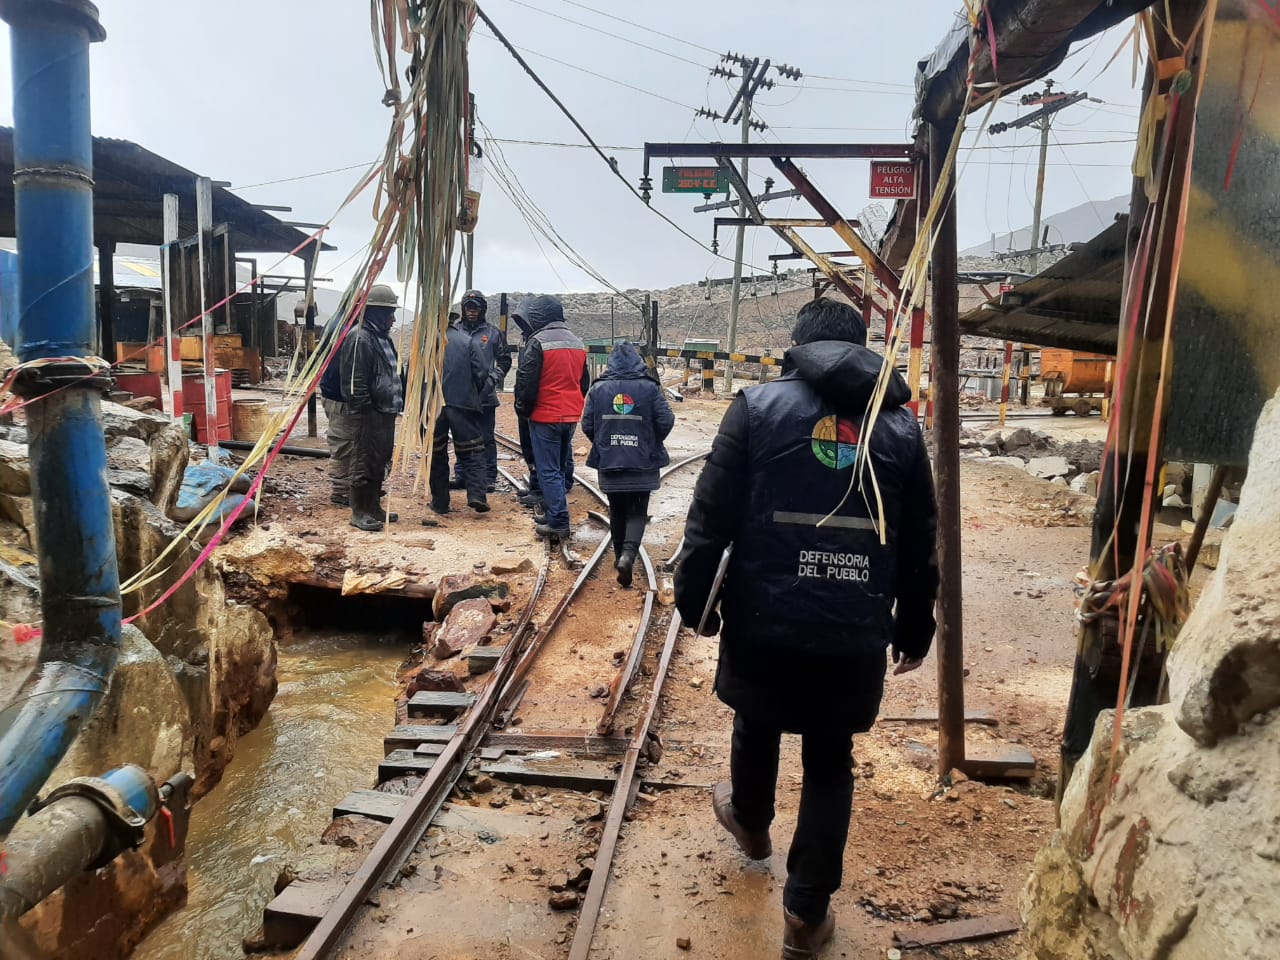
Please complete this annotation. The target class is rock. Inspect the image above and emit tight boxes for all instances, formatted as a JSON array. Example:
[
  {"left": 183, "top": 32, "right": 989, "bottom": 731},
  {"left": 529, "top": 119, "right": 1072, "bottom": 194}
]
[
  {"left": 981, "top": 430, "right": 1004, "bottom": 451},
  {"left": 1163, "top": 493, "right": 1186, "bottom": 508},
  {"left": 101, "top": 399, "right": 190, "bottom": 516},
  {"left": 985, "top": 456, "right": 1027, "bottom": 470},
  {"left": 403, "top": 667, "right": 465, "bottom": 700},
  {"left": 1027, "top": 456, "right": 1071, "bottom": 479},
  {"left": 321, "top": 815, "right": 386, "bottom": 851},
  {"left": 434, "top": 597, "right": 497, "bottom": 659},
  {"left": 1003, "top": 427, "right": 1034, "bottom": 450},
  {"left": 676, "top": 937, "right": 692, "bottom": 950},
  {"left": 432, "top": 573, "right": 510, "bottom": 620},
  {"left": 0, "top": 557, "right": 41, "bottom": 709},
  {"left": 549, "top": 890, "right": 580, "bottom": 911},
  {"left": 549, "top": 873, "right": 571, "bottom": 892},
  {"left": 491, "top": 557, "right": 535, "bottom": 575},
  {"left": 1086, "top": 470, "right": 1102, "bottom": 497},
  {"left": 1050, "top": 476, "right": 1069, "bottom": 487},
  {"left": 0, "top": 438, "right": 30, "bottom": 495},
  {"left": 472, "top": 776, "right": 496, "bottom": 794},
  {"left": 1070, "top": 474, "right": 1090, "bottom": 494}
]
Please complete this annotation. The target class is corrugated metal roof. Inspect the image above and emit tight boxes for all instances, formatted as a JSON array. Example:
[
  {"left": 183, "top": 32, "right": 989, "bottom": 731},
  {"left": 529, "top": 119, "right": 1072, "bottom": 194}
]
[
  {"left": 957, "top": 217, "right": 1126, "bottom": 354},
  {"left": 0, "top": 128, "right": 334, "bottom": 256}
]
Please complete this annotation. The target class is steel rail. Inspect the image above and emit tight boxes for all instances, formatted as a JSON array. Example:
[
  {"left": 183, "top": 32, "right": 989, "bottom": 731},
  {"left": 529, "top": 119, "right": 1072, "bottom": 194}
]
[
  {"left": 296, "top": 542, "right": 552, "bottom": 960},
  {"left": 568, "top": 611, "right": 685, "bottom": 960}
]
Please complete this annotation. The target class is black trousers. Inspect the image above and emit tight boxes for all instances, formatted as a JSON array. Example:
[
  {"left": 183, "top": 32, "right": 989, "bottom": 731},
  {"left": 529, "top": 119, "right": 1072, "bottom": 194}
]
[
  {"left": 457, "top": 405, "right": 498, "bottom": 485},
  {"left": 730, "top": 712, "right": 854, "bottom": 924},
  {"left": 350, "top": 411, "right": 396, "bottom": 490},
  {"left": 606, "top": 491, "right": 650, "bottom": 555},
  {"left": 429, "top": 406, "right": 486, "bottom": 506}
]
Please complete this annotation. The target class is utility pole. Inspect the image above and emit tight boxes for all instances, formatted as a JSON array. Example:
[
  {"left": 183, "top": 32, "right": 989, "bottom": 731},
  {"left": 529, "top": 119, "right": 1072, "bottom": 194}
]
[
  {"left": 988, "top": 80, "right": 1094, "bottom": 274},
  {"left": 694, "top": 54, "right": 800, "bottom": 391}
]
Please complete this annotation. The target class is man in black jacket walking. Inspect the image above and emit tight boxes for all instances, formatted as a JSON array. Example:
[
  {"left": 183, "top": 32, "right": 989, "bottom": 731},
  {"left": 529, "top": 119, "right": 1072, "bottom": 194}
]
[
  {"left": 674, "top": 298, "right": 938, "bottom": 958},
  {"left": 338, "top": 283, "right": 404, "bottom": 532}
]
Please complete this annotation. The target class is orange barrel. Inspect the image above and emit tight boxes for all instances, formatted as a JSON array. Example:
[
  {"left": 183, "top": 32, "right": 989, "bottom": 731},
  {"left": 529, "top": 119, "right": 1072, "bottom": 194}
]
[{"left": 182, "top": 373, "right": 232, "bottom": 443}]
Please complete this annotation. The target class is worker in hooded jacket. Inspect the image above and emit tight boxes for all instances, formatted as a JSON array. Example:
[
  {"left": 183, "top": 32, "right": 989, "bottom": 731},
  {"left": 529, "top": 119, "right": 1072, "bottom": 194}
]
[
  {"left": 674, "top": 297, "right": 939, "bottom": 958},
  {"left": 513, "top": 294, "right": 589, "bottom": 540},
  {"left": 428, "top": 309, "right": 492, "bottom": 516},
  {"left": 581, "top": 341, "right": 675, "bottom": 587},
  {"left": 450, "top": 289, "right": 510, "bottom": 492},
  {"left": 338, "top": 283, "right": 404, "bottom": 532}
]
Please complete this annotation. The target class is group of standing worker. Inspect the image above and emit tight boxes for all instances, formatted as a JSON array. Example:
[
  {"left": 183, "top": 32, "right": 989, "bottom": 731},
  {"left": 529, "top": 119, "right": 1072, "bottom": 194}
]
[{"left": 321, "top": 286, "right": 939, "bottom": 958}]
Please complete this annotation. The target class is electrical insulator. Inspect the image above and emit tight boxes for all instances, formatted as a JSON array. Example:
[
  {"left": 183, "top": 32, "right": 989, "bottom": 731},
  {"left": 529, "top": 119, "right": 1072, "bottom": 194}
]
[{"left": 639, "top": 176, "right": 652, "bottom": 203}]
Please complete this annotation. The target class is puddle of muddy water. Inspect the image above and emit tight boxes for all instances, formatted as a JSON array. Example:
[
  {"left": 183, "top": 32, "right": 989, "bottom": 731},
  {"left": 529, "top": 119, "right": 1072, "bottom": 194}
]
[{"left": 134, "top": 631, "right": 408, "bottom": 960}]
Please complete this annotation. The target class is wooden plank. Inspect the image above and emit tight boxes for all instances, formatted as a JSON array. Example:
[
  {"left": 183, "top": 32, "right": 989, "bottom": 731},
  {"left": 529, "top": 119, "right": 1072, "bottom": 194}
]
[
  {"left": 333, "top": 789, "right": 408, "bottom": 824},
  {"left": 407, "top": 691, "right": 476, "bottom": 720},
  {"left": 262, "top": 880, "right": 346, "bottom": 949},
  {"left": 881, "top": 708, "right": 999, "bottom": 726},
  {"left": 480, "top": 758, "right": 618, "bottom": 792},
  {"left": 383, "top": 724, "right": 457, "bottom": 754},
  {"left": 464, "top": 644, "right": 506, "bottom": 675},
  {"left": 379, "top": 750, "right": 437, "bottom": 781},
  {"left": 893, "top": 914, "right": 1020, "bottom": 949},
  {"left": 483, "top": 731, "right": 631, "bottom": 757},
  {"left": 960, "top": 744, "right": 1037, "bottom": 781}
]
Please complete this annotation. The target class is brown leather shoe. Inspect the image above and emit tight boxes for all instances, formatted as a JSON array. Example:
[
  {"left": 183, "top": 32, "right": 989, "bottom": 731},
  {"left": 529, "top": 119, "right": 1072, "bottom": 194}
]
[
  {"left": 712, "top": 782, "right": 771, "bottom": 859},
  {"left": 781, "top": 908, "right": 835, "bottom": 959}
]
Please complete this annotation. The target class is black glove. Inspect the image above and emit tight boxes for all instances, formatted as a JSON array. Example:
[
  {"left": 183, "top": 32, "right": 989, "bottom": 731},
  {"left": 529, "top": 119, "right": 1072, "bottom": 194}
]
[{"left": 695, "top": 610, "right": 721, "bottom": 637}]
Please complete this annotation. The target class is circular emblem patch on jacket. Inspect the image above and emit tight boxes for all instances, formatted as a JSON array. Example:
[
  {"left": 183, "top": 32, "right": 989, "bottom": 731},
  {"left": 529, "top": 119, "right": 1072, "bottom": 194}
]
[
  {"left": 613, "top": 393, "right": 635, "bottom": 414},
  {"left": 811, "top": 415, "right": 860, "bottom": 469}
]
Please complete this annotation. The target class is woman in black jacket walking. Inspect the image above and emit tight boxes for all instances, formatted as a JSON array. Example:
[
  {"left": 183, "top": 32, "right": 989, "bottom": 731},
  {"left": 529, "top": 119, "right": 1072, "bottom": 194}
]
[{"left": 581, "top": 341, "right": 675, "bottom": 586}]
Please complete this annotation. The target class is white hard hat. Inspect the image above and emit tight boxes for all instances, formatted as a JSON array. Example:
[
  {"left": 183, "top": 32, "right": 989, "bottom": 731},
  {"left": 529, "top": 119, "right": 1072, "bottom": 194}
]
[{"left": 366, "top": 284, "right": 399, "bottom": 308}]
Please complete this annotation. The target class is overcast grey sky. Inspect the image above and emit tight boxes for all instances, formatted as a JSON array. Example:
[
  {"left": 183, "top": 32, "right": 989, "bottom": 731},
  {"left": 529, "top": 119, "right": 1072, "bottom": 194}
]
[{"left": 0, "top": 1, "right": 1142, "bottom": 295}]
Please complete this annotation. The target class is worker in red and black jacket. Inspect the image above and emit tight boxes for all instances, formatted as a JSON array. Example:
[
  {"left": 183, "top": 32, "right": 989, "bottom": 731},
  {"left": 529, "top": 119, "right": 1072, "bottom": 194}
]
[{"left": 513, "top": 294, "right": 589, "bottom": 540}]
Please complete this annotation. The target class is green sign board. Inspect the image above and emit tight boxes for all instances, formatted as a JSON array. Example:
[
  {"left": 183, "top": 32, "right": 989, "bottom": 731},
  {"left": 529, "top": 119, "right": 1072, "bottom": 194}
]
[{"left": 662, "top": 165, "right": 728, "bottom": 194}]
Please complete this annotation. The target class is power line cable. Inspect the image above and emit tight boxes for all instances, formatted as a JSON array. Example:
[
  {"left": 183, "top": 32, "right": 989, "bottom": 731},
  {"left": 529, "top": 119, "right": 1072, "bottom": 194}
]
[
  {"left": 473, "top": 31, "right": 701, "bottom": 111},
  {"left": 474, "top": 4, "right": 773, "bottom": 274},
  {"left": 232, "top": 160, "right": 376, "bottom": 190},
  {"left": 495, "top": 0, "right": 712, "bottom": 70},
  {"left": 547, "top": 0, "right": 719, "bottom": 55}
]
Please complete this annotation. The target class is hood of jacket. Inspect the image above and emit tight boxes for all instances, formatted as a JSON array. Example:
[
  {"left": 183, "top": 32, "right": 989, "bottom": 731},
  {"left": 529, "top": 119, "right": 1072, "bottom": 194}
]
[
  {"left": 784, "top": 340, "right": 911, "bottom": 412},
  {"left": 520, "top": 294, "right": 566, "bottom": 332},
  {"left": 363, "top": 305, "right": 396, "bottom": 338},
  {"left": 602, "top": 341, "right": 649, "bottom": 380},
  {"left": 462, "top": 289, "right": 488, "bottom": 323}
]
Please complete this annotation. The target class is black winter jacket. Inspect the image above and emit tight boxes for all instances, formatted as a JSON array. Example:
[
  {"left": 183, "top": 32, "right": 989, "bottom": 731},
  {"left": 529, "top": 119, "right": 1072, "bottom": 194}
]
[
  {"left": 461, "top": 313, "right": 512, "bottom": 408},
  {"left": 441, "top": 321, "right": 490, "bottom": 412},
  {"left": 318, "top": 318, "right": 346, "bottom": 402},
  {"left": 581, "top": 342, "right": 674, "bottom": 492},
  {"left": 674, "top": 340, "right": 938, "bottom": 732},
  {"left": 338, "top": 311, "right": 403, "bottom": 416}
]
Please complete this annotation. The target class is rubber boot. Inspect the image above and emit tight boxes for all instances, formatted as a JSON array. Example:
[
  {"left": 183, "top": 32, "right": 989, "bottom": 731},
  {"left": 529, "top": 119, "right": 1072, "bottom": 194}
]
[
  {"left": 374, "top": 499, "right": 399, "bottom": 523},
  {"left": 616, "top": 547, "right": 637, "bottom": 588},
  {"left": 781, "top": 908, "right": 835, "bottom": 959},
  {"left": 349, "top": 485, "right": 384, "bottom": 532}
]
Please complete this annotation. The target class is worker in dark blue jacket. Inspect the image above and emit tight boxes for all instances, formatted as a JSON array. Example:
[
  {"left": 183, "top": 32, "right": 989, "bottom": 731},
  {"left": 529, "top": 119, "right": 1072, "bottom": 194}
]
[
  {"left": 428, "top": 310, "right": 491, "bottom": 516},
  {"left": 319, "top": 314, "right": 354, "bottom": 506},
  {"left": 581, "top": 341, "right": 675, "bottom": 587},
  {"left": 450, "top": 290, "right": 510, "bottom": 491},
  {"left": 674, "top": 297, "right": 938, "bottom": 957}
]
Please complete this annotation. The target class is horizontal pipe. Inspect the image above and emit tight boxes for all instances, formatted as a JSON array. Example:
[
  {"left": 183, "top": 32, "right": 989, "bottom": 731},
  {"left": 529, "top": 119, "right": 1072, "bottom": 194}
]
[{"left": 221, "top": 438, "right": 328, "bottom": 458}]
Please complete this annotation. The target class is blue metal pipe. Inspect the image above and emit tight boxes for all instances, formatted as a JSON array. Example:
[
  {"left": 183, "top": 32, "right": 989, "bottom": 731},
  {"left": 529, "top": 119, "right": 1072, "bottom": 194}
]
[{"left": 0, "top": 0, "right": 120, "bottom": 839}]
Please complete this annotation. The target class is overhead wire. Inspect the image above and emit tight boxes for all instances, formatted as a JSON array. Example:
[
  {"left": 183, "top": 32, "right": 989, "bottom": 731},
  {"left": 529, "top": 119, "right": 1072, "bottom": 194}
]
[
  {"left": 547, "top": 0, "right": 719, "bottom": 55},
  {"left": 474, "top": 4, "right": 774, "bottom": 275}
]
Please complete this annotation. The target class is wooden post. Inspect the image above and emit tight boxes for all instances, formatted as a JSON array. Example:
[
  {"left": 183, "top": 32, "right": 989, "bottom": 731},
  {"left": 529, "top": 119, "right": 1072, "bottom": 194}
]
[
  {"left": 196, "top": 177, "right": 219, "bottom": 459},
  {"left": 303, "top": 247, "right": 319, "bottom": 437},
  {"left": 161, "top": 194, "right": 183, "bottom": 422},
  {"left": 928, "top": 119, "right": 965, "bottom": 777},
  {"left": 999, "top": 340, "right": 1014, "bottom": 426},
  {"left": 908, "top": 305, "right": 925, "bottom": 416}
]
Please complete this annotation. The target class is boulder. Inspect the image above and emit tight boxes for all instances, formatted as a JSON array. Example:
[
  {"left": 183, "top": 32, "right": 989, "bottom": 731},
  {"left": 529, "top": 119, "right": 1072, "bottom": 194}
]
[
  {"left": 434, "top": 597, "right": 497, "bottom": 659},
  {"left": 432, "top": 573, "right": 510, "bottom": 620},
  {"left": 1003, "top": 427, "right": 1035, "bottom": 450},
  {"left": 0, "top": 438, "right": 30, "bottom": 495},
  {"left": 981, "top": 430, "right": 1005, "bottom": 452},
  {"left": 0, "top": 557, "right": 40, "bottom": 713},
  {"left": 1027, "top": 456, "right": 1071, "bottom": 479},
  {"left": 492, "top": 556, "right": 535, "bottom": 575},
  {"left": 1086, "top": 471, "right": 1102, "bottom": 498},
  {"left": 1069, "top": 474, "right": 1091, "bottom": 494}
]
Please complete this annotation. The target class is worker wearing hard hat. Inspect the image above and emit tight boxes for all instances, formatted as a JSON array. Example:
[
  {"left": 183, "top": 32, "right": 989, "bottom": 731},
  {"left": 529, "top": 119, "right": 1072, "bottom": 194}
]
[
  {"left": 674, "top": 297, "right": 938, "bottom": 957},
  {"left": 449, "top": 290, "right": 510, "bottom": 492},
  {"left": 338, "top": 283, "right": 404, "bottom": 532}
]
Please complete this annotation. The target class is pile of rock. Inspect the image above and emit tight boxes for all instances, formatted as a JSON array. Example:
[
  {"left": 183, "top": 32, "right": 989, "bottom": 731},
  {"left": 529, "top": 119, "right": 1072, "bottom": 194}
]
[{"left": 960, "top": 427, "right": 1104, "bottom": 495}]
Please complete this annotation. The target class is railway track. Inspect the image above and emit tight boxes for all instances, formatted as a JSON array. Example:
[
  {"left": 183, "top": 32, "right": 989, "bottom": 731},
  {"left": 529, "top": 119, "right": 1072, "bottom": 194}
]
[{"left": 289, "top": 440, "right": 707, "bottom": 959}]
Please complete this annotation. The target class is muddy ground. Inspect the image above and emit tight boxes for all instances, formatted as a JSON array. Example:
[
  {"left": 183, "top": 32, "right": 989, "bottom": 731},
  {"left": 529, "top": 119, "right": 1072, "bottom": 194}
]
[{"left": 211, "top": 386, "right": 1192, "bottom": 959}]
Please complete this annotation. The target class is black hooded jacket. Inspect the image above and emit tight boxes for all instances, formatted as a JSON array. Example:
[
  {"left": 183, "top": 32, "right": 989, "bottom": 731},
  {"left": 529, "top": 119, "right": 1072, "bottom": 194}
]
[
  {"left": 674, "top": 339, "right": 938, "bottom": 731},
  {"left": 338, "top": 307, "right": 403, "bottom": 416}
]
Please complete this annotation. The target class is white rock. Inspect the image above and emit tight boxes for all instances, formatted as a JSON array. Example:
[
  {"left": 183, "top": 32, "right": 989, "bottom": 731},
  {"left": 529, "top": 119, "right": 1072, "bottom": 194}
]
[{"left": 1027, "top": 456, "right": 1071, "bottom": 479}]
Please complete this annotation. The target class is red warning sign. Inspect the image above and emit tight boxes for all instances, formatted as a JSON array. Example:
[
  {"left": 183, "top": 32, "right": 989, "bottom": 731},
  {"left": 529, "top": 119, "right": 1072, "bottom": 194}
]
[{"left": 869, "top": 161, "right": 918, "bottom": 200}]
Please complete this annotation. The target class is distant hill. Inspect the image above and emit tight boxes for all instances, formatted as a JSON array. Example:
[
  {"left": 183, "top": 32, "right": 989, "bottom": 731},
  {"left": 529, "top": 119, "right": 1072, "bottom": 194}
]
[{"left": 961, "top": 195, "right": 1128, "bottom": 258}]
